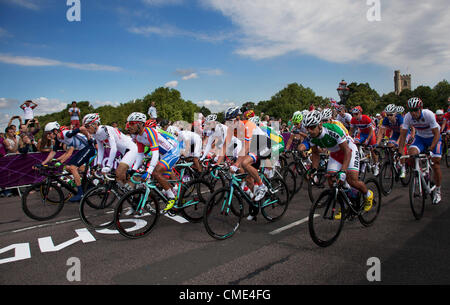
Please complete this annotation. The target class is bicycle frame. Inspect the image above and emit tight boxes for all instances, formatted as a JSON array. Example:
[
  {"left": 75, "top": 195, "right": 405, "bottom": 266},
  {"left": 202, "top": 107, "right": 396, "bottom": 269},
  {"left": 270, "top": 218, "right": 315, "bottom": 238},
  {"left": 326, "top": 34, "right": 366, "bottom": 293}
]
[{"left": 402, "top": 154, "right": 435, "bottom": 196}]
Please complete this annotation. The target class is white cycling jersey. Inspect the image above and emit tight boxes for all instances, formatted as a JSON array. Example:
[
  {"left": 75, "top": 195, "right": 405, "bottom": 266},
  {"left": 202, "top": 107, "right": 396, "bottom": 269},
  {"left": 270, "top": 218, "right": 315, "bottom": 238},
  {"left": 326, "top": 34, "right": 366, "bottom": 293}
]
[
  {"left": 401, "top": 109, "right": 440, "bottom": 138},
  {"left": 59, "top": 130, "right": 89, "bottom": 150},
  {"left": 336, "top": 112, "right": 352, "bottom": 129},
  {"left": 93, "top": 125, "right": 137, "bottom": 168},
  {"left": 177, "top": 130, "right": 202, "bottom": 158}
]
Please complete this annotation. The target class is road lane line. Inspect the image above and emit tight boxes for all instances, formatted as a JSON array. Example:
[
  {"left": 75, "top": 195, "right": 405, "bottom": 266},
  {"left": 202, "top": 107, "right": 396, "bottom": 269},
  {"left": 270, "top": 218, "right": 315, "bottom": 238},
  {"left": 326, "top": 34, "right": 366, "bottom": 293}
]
[{"left": 269, "top": 214, "right": 319, "bottom": 235}]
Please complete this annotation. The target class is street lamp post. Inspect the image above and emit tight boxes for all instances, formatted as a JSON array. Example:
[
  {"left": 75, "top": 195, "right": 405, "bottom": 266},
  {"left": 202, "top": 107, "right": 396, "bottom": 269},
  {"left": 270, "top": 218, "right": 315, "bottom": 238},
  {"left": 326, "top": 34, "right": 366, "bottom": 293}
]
[{"left": 337, "top": 80, "right": 350, "bottom": 105}]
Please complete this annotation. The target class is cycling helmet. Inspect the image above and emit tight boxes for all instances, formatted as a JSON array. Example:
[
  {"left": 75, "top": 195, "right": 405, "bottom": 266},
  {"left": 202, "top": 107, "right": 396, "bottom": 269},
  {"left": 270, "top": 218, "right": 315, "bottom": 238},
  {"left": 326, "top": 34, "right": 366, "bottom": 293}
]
[
  {"left": 436, "top": 109, "right": 444, "bottom": 115},
  {"left": 385, "top": 104, "right": 397, "bottom": 114},
  {"left": 145, "top": 119, "right": 157, "bottom": 128},
  {"left": 224, "top": 106, "right": 240, "bottom": 120},
  {"left": 407, "top": 97, "right": 423, "bottom": 109},
  {"left": 243, "top": 110, "right": 255, "bottom": 119},
  {"left": 205, "top": 114, "right": 217, "bottom": 122},
  {"left": 351, "top": 106, "right": 363, "bottom": 114},
  {"left": 249, "top": 116, "right": 260, "bottom": 125},
  {"left": 127, "top": 112, "right": 147, "bottom": 123},
  {"left": 321, "top": 108, "right": 333, "bottom": 121},
  {"left": 82, "top": 113, "right": 101, "bottom": 126},
  {"left": 167, "top": 125, "right": 180, "bottom": 136},
  {"left": 44, "top": 121, "right": 61, "bottom": 132},
  {"left": 291, "top": 111, "right": 303, "bottom": 124},
  {"left": 302, "top": 110, "right": 322, "bottom": 127},
  {"left": 301, "top": 110, "right": 310, "bottom": 117}
]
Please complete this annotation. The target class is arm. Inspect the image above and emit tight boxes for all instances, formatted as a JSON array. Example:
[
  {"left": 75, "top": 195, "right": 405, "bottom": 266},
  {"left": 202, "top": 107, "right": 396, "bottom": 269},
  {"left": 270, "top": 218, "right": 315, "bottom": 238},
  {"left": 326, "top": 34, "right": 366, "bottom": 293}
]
[
  {"left": 57, "top": 146, "right": 75, "bottom": 163},
  {"left": 376, "top": 126, "right": 386, "bottom": 145},
  {"left": 338, "top": 141, "right": 351, "bottom": 172},
  {"left": 429, "top": 127, "right": 440, "bottom": 152},
  {"left": 398, "top": 128, "right": 408, "bottom": 156}
]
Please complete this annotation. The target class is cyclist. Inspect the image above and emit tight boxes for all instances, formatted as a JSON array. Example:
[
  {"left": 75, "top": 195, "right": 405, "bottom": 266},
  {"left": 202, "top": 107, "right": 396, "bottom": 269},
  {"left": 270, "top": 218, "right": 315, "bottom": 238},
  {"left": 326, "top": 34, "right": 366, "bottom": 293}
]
[
  {"left": 126, "top": 112, "right": 181, "bottom": 211},
  {"left": 376, "top": 104, "right": 415, "bottom": 149},
  {"left": 167, "top": 125, "right": 203, "bottom": 173},
  {"left": 435, "top": 109, "right": 448, "bottom": 134},
  {"left": 285, "top": 111, "right": 311, "bottom": 154},
  {"left": 398, "top": 97, "right": 442, "bottom": 204},
  {"left": 321, "top": 108, "right": 349, "bottom": 135},
  {"left": 227, "top": 107, "right": 270, "bottom": 203},
  {"left": 200, "top": 114, "right": 242, "bottom": 165},
  {"left": 336, "top": 105, "right": 352, "bottom": 131},
  {"left": 83, "top": 113, "right": 138, "bottom": 187},
  {"left": 349, "top": 106, "right": 379, "bottom": 176},
  {"left": 40, "top": 121, "right": 96, "bottom": 202},
  {"left": 304, "top": 110, "right": 373, "bottom": 218}
]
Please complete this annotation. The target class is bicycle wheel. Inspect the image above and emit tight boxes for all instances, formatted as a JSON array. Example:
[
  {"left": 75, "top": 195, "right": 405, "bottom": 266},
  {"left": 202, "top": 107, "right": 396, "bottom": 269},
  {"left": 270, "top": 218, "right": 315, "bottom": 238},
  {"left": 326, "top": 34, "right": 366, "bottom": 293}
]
[
  {"left": 308, "top": 189, "right": 345, "bottom": 247},
  {"left": 179, "top": 179, "right": 213, "bottom": 223},
  {"left": 201, "top": 170, "right": 226, "bottom": 192},
  {"left": 22, "top": 181, "right": 64, "bottom": 221},
  {"left": 359, "top": 178, "right": 382, "bottom": 226},
  {"left": 280, "top": 167, "right": 297, "bottom": 199},
  {"left": 114, "top": 188, "right": 160, "bottom": 239},
  {"left": 261, "top": 177, "right": 290, "bottom": 221},
  {"left": 379, "top": 161, "right": 394, "bottom": 196},
  {"left": 409, "top": 171, "right": 425, "bottom": 220},
  {"left": 307, "top": 172, "right": 327, "bottom": 204},
  {"left": 203, "top": 187, "right": 243, "bottom": 240},
  {"left": 79, "top": 184, "right": 120, "bottom": 229}
]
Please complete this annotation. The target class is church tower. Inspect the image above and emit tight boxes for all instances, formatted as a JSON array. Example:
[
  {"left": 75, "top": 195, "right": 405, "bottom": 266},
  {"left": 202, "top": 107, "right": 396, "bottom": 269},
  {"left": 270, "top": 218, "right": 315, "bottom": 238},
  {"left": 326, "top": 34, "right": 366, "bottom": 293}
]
[{"left": 394, "top": 70, "right": 411, "bottom": 95}]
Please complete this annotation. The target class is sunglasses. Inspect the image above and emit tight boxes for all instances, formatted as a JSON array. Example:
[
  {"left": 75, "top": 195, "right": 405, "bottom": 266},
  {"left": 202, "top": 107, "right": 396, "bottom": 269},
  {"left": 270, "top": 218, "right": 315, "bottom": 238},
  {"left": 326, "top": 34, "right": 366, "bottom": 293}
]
[
  {"left": 409, "top": 108, "right": 420, "bottom": 112},
  {"left": 387, "top": 114, "right": 394, "bottom": 117}
]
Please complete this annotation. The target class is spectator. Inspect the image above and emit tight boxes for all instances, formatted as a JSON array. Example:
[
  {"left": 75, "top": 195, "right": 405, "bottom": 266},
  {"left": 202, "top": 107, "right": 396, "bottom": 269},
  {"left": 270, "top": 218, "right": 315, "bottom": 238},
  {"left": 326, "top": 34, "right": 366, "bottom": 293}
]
[
  {"left": 20, "top": 100, "right": 38, "bottom": 124},
  {"left": 147, "top": 101, "right": 157, "bottom": 119},
  {"left": 4, "top": 126, "right": 19, "bottom": 154},
  {"left": 8, "top": 115, "right": 22, "bottom": 135},
  {"left": 19, "top": 118, "right": 40, "bottom": 143},
  {"left": 18, "top": 134, "right": 37, "bottom": 154},
  {"left": 68, "top": 101, "right": 81, "bottom": 129},
  {"left": 0, "top": 133, "right": 6, "bottom": 157},
  {"left": 37, "top": 131, "right": 54, "bottom": 152}
]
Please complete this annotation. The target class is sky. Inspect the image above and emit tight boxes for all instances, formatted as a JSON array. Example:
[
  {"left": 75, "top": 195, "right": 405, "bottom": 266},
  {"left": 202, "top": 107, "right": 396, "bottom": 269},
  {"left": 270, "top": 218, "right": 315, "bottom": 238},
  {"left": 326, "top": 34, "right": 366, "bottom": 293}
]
[{"left": 0, "top": 0, "right": 449, "bottom": 130}]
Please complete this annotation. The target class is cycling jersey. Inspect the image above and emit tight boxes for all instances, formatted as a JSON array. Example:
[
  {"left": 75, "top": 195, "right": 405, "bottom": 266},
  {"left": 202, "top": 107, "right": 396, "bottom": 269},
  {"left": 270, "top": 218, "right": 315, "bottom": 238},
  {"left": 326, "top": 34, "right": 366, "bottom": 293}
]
[
  {"left": 310, "top": 123, "right": 359, "bottom": 172},
  {"left": 436, "top": 114, "right": 448, "bottom": 132},
  {"left": 260, "top": 125, "right": 285, "bottom": 154},
  {"left": 176, "top": 130, "right": 202, "bottom": 158},
  {"left": 336, "top": 112, "right": 352, "bottom": 130},
  {"left": 94, "top": 125, "right": 137, "bottom": 169},
  {"left": 133, "top": 127, "right": 180, "bottom": 173},
  {"left": 58, "top": 129, "right": 89, "bottom": 150},
  {"left": 401, "top": 109, "right": 440, "bottom": 138},
  {"left": 350, "top": 114, "right": 373, "bottom": 134}
]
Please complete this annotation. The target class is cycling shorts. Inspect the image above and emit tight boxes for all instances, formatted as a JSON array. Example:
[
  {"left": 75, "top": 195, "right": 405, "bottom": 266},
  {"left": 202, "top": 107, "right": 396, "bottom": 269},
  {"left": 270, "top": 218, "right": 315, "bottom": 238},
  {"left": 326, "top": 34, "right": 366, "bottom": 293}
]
[
  {"left": 158, "top": 147, "right": 181, "bottom": 172},
  {"left": 67, "top": 145, "right": 96, "bottom": 167},
  {"left": 327, "top": 141, "right": 360, "bottom": 173},
  {"left": 410, "top": 135, "right": 442, "bottom": 158},
  {"left": 355, "top": 131, "right": 376, "bottom": 146}
]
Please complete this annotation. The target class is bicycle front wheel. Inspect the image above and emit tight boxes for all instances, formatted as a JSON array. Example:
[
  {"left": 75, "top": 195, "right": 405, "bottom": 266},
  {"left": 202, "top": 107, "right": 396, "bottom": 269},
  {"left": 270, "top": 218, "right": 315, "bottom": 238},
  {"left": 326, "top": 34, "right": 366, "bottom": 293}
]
[
  {"left": 379, "top": 161, "right": 394, "bottom": 196},
  {"left": 308, "top": 189, "right": 345, "bottom": 247},
  {"left": 409, "top": 171, "right": 425, "bottom": 220},
  {"left": 79, "top": 184, "right": 120, "bottom": 229},
  {"left": 359, "top": 178, "right": 382, "bottom": 226},
  {"left": 22, "top": 181, "right": 65, "bottom": 221},
  {"left": 203, "top": 187, "right": 243, "bottom": 240},
  {"left": 179, "top": 179, "right": 213, "bottom": 223},
  {"left": 114, "top": 188, "right": 160, "bottom": 239},
  {"left": 261, "top": 177, "right": 290, "bottom": 222}
]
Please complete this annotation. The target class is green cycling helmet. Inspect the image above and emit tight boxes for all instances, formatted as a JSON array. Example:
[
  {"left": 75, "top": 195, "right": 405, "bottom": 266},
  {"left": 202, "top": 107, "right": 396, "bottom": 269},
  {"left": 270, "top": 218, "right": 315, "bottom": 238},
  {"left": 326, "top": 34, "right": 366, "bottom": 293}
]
[{"left": 291, "top": 111, "right": 303, "bottom": 124}]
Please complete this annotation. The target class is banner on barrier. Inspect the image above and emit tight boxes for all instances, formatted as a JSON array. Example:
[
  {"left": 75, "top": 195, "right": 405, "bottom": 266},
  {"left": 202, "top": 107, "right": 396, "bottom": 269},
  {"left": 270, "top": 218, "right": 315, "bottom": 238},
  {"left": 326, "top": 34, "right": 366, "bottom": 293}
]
[{"left": 0, "top": 149, "right": 121, "bottom": 189}]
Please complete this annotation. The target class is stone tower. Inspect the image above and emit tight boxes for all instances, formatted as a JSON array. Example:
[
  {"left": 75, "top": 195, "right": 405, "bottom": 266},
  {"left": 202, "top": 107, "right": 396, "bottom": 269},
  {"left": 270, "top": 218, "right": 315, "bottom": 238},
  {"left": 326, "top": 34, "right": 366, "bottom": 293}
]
[{"left": 394, "top": 70, "right": 411, "bottom": 95}]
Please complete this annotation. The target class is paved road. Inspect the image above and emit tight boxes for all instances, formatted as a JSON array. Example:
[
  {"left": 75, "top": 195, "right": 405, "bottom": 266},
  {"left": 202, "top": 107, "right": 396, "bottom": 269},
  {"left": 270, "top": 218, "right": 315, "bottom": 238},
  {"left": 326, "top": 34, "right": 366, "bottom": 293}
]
[{"left": 1, "top": 166, "right": 449, "bottom": 286}]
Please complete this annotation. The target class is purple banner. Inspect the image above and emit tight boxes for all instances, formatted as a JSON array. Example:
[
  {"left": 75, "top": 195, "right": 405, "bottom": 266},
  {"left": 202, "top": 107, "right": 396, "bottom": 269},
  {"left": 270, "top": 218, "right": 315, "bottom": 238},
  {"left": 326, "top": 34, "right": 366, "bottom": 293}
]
[{"left": 0, "top": 149, "right": 121, "bottom": 189}]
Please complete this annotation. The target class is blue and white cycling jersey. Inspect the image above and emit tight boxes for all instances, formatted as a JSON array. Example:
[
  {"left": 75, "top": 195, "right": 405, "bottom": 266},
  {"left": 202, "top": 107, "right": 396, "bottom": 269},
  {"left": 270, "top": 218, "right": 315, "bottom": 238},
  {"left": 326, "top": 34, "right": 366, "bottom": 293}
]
[{"left": 59, "top": 130, "right": 89, "bottom": 150}]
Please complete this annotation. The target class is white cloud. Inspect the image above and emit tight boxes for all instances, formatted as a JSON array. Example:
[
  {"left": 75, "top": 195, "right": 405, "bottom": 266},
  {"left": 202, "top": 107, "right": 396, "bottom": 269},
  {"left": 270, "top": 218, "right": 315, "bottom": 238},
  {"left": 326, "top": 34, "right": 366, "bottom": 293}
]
[
  {"left": 0, "top": 53, "right": 122, "bottom": 72},
  {"left": 196, "top": 100, "right": 236, "bottom": 112},
  {"left": 2, "top": 0, "right": 39, "bottom": 10},
  {"left": 182, "top": 73, "right": 198, "bottom": 80},
  {"left": 32, "top": 97, "right": 67, "bottom": 116},
  {"left": 164, "top": 80, "right": 178, "bottom": 88},
  {"left": 203, "top": 0, "right": 450, "bottom": 85},
  {"left": 141, "top": 0, "right": 184, "bottom": 6}
]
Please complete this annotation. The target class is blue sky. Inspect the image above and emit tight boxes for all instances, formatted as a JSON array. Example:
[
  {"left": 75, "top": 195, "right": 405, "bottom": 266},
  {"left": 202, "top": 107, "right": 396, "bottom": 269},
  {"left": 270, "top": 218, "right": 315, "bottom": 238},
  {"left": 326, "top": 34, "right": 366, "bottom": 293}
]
[{"left": 1, "top": 0, "right": 449, "bottom": 130}]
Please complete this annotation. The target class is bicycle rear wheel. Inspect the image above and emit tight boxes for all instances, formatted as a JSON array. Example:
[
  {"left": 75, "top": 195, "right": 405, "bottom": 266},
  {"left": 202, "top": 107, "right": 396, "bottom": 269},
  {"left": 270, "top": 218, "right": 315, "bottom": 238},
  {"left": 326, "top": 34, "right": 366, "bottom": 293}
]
[
  {"left": 179, "top": 179, "right": 213, "bottom": 223},
  {"left": 22, "top": 181, "right": 65, "bottom": 221},
  {"left": 409, "top": 171, "right": 425, "bottom": 220},
  {"left": 280, "top": 167, "right": 297, "bottom": 199},
  {"left": 379, "top": 161, "right": 394, "bottom": 196},
  {"left": 308, "top": 189, "right": 345, "bottom": 247},
  {"left": 79, "top": 184, "right": 120, "bottom": 229},
  {"left": 114, "top": 188, "right": 160, "bottom": 239},
  {"left": 359, "top": 178, "right": 382, "bottom": 226},
  {"left": 203, "top": 187, "right": 243, "bottom": 240},
  {"left": 261, "top": 177, "right": 290, "bottom": 221}
]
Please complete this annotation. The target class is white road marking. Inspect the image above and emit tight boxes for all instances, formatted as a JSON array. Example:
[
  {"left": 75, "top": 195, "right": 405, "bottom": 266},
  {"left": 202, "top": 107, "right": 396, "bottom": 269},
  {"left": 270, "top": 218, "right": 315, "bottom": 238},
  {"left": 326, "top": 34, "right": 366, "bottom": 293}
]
[{"left": 269, "top": 214, "right": 320, "bottom": 235}]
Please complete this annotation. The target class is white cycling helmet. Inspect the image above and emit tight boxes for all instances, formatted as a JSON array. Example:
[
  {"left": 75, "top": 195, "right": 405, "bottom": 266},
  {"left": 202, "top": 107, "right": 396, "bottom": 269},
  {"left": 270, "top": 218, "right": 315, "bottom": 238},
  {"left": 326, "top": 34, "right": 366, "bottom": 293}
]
[
  {"left": 436, "top": 109, "right": 444, "bottom": 115},
  {"left": 302, "top": 110, "right": 322, "bottom": 127},
  {"left": 167, "top": 125, "right": 180, "bottom": 136},
  {"left": 385, "top": 104, "right": 397, "bottom": 114},
  {"left": 44, "top": 121, "right": 60, "bottom": 132},
  {"left": 127, "top": 112, "right": 147, "bottom": 123},
  {"left": 205, "top": 114, "right": 217, "bottom": 122},
  {"left": 407, "top": 97, "right": 422, "bottom": 109},
  {"left": 82, "top": 113, "right": 101, "bottom": 126},
  {"left": 321, "top": 108, "right": 333, "bottom": 121},
  {"left": 249, "top": 116, "right": 260, "bottom": 125},
  {"left": 224, "top": 107, "right": 241, "bottom": 120},
  {"left": 396, "top": 106, "right": 405, "bottom": 113}
]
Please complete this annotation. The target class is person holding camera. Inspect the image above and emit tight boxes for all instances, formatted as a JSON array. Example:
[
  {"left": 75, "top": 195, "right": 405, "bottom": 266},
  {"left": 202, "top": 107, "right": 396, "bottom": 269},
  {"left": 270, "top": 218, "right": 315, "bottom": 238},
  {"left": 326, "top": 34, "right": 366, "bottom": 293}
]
[
  {"left": 20, "top": 100, "right": 38, "bottom": 124},
  {"left": 69, "top": 101, "right": 81, "bottom": 129}
]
